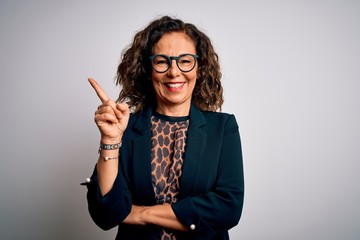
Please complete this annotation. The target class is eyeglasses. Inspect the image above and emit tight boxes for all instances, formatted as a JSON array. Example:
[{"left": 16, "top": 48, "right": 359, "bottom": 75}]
[{"left": 149, "top": 54, "right": 199, "bottom": 73}]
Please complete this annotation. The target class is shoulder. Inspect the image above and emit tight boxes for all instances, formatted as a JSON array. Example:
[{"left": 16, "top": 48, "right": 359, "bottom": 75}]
[
  {"left": 201, "top": 110, "right": 233, "bottom": 119},
  {"left": 128, "top": 107, "right": 152, "bottom": 125},
  {"left": 201, "top": 111, "right": 238, "bottom": 128},
  {"left": 190, "top": 104, "right": 239, "bottom": 130},
  {"left": 191, "top": 109, "right": 240, "bottom": 139},
  {"left": 124, "top": 107, "right": 153, "bottom": 137},
  {"left": 128, "top": 109, "right": 142, "bottom": 122}
]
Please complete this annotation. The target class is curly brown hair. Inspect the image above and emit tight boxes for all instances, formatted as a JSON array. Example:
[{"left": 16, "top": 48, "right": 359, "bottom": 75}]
[{"left": 116, "top": 16, "right": 223, "bottom": 112}]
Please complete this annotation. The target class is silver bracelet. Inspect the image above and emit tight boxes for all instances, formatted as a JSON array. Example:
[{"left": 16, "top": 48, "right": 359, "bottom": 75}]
[{"left": 98, "top": 141, "right": 122, "bottom": 153}]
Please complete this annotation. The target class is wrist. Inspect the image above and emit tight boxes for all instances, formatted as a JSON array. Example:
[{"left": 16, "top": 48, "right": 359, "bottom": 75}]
[
  {"left": 139, "top": 206, "right": 150, "bottom": 225},
  {"left": 98, "top": 141, "right": 122, "bottom": 160},
  {"left": 101, "top": 135, "right": 123, "bottom": 144},
  {"left": 99, "top": 141, "right": 122, "bottom": 150}
]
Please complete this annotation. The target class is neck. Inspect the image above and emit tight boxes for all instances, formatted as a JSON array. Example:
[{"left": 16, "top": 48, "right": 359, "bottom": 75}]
[{"left": 156, "top": 103, "right": 191, "bottom": 117}]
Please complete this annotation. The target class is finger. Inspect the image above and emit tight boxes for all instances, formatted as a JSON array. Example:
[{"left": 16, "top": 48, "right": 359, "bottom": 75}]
[
  {"left": 97, "top": 104, "right": 123, "bottom": 119},
  {"left": 95, "top": 112, "right": 119, "bottom": 124},
  {"left": 116, "top": 103, "right": 130, "bottom": 116},
  {"left": 88, "top": 78, "right": 110, "bottom": 103}
]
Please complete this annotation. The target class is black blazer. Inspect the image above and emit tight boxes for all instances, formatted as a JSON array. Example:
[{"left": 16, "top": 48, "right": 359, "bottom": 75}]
[{"left": 86, "top": 104, "right": 244, "bottom": 240}]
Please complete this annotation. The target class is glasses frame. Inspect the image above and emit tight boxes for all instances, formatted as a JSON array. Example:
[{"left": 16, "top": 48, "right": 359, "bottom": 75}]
[{"left": 149, "top": 54, "right": 199, "bottom": 73}]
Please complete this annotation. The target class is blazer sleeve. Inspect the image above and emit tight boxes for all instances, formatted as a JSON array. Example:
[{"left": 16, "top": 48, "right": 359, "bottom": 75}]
[
  {"left": 171, "top": 114, "right": 244, "bottom": 236},
  {"left": 86, "top": 158, "right": 132, "bottom": 230}
]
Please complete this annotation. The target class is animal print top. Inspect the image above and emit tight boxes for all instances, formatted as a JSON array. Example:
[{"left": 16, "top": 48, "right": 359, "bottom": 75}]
[{"left": 151, "top": 112, "right": 189, "bottom": 240}]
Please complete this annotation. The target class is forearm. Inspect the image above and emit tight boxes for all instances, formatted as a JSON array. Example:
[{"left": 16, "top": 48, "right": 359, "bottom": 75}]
[
  {"left": 124, "top": 204, "right": 187, "bottom": 231},
  {"left": 96, "top": 148, "right": 119, "bottom": 196},
  {"left": 144, "top": 204, "right": 187, "bottom": 231}
]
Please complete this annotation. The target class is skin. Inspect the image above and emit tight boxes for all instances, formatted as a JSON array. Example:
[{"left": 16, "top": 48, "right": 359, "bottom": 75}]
[
  {"left": 88, "top": 31, "right": 198, "bottom": 232},
  {"left": 88, "top": 78, "right": 129, "bottom": 195},
  {"left": 152, "top": 32, "right": 198, "bottom": 116}
]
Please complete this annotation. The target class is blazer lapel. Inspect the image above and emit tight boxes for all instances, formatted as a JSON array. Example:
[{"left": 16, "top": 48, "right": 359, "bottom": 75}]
[
  {"left": 132, "top": 107, "right": 156, "bottom": 205},
  {"left": 180, "top": 104, "right": 207, "bottom": 197}
]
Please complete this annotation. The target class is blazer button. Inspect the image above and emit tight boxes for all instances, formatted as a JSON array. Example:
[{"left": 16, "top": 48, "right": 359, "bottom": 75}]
[
  {"left": 190, "top": 224, "right": 196, "bottom": 230},
  {"left": 80, "top": 177, "right": 91, "bottom": 186}
]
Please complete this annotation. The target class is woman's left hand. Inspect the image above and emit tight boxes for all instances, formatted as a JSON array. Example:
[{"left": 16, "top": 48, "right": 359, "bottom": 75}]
[{"left": 123, "top": 204, "right": 187, "bottom": 231}]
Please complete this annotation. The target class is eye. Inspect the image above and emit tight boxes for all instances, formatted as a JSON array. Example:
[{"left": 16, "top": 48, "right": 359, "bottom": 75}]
[
  {"left": 155, "top": 59, "right": 167, "bottom": 65},
  {"left": 179, "top": 59, "right": 191, "bottom": 64},
  {"left": 178, "top": 56, "right": 193, "bottom": 65},
  {"left": 153, "top": 56, "right": 169, "bottom": 66}
]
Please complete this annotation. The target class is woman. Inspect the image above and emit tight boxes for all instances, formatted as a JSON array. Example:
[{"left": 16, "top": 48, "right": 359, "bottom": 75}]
[{"left": 85, "top": 16, "right": 244, "bottom": 239}]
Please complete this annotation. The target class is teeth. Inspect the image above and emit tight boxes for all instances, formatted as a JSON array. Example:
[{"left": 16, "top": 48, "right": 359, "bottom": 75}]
[{"left": 166, "top": 83, "right": 183, "bottom": 88}]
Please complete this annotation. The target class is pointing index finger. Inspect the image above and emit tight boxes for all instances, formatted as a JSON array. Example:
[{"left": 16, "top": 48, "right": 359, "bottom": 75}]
[{"left": 88, "top": 78, "right": 110, "bottom": 103}]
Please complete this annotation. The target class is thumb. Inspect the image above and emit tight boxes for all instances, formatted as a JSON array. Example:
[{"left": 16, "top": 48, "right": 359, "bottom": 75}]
[{"left": 116, "top": 102, "right": 130, "bottom": 116}]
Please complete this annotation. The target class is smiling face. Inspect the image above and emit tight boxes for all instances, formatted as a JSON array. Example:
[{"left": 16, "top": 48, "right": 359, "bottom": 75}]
[{"left": 151, "top": 32, "right": 198, "bottom": 116}]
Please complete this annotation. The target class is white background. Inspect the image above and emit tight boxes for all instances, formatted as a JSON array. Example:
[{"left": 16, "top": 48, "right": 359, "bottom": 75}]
[{"left": 1, "top": 0, "right": 359, "bottom": 239}]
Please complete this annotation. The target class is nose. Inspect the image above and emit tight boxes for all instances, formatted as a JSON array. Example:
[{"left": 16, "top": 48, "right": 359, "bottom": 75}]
[{"left": 167, "top": 59, "right": 181, "bottom": 77}]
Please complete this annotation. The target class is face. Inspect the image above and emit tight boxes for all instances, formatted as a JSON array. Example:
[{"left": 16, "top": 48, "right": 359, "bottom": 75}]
[{"left": 151, "top": 32, "right": 198, "bottom": 115}]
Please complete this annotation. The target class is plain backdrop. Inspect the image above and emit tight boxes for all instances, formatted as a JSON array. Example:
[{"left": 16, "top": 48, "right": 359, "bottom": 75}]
[{"left": 1, "top": 0, "right": 359, "bottom": 239}]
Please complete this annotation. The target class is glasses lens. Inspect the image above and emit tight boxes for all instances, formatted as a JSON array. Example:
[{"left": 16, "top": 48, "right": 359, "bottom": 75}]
[
  {"left": 177, "top": 54, "right": 196, "bottom": 72},
  {"left": 152, "top": 55, "right": 170, "bottom": 72}
]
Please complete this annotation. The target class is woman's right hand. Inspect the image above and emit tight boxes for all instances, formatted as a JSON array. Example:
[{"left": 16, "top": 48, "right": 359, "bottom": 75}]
[{"left": 88, "top": 78, "right": 130, "bottom": 144}]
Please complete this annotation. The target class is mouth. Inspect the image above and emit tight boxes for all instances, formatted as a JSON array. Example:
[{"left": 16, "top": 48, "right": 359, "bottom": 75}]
[{"left": 164, "top": 82, "right": 185, "bottom": 91}]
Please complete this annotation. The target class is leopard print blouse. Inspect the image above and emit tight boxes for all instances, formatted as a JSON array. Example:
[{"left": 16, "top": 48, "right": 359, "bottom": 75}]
[{"left": 151, "top": 112, "right": 189, "bottom": 240}]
